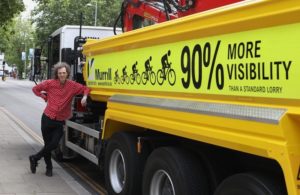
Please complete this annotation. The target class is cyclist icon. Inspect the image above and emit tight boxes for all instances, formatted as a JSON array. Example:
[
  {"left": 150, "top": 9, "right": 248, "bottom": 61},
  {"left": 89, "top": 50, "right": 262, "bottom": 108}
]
[
  {"left": 114, "top": 69, "right": 120, "bottom": 84},
  {"left": 130, "top": 61, "right": 141, "bottom": 84},
  {"left": 132, "top": 61, "right": 138, "bottom": 74},
  {"left": 121, "top": 65, "right": 129, "bottom": 84},
  {"left": 161, "top": 50, "right": 171, "bottom": 78},
  {"left": 141, "top": 56, "right": 156, "bottom": 85},
  {"left": 145, "top": 56, "right": 152, "bottom": 75},
  {"left": 157, "top": 50, "right": 176, "bottom": 86},
  {"left": 122, "top": 65, "right": 127, "bottom": 76}
]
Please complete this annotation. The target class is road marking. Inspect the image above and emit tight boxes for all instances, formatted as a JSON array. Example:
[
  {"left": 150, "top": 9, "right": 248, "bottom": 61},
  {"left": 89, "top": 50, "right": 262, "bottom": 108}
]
[
  {"left": 66, "top": 163, "right": 107, "bottom": 195},
  {"left": 0, "top": 107, "right": 44, "bottom": 144},
  {"left": 0, "top": 107, "right": 106, "bottom": 195}
]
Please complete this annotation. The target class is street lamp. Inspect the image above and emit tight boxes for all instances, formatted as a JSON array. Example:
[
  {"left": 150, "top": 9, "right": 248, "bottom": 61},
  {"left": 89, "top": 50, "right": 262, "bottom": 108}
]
[
  {"left": 87, "top": 1, "right": 98, "bottom": 26},
  {"left": 22, "top": 42, "right": 27, "bottom": 79},
  {"left": 2, "top": 61, "right": 5, "bottom": 81}
]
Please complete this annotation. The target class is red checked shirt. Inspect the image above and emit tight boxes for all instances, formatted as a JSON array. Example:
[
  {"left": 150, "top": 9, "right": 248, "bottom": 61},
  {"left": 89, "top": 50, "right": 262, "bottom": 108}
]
[{"left": 32, "top": 79, "right": 91, "bottom": 121}]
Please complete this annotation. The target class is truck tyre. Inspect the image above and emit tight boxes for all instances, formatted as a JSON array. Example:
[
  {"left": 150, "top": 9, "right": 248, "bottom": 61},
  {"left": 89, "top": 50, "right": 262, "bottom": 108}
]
[
  {"left": 214, "top": 172, "right": 287, "bottom": 195},
  {"left": 142, "top": 147, "right": 209, "bottom": 195},
  {"left": 104, "top": 132, "right": 147, "bottom": 195}
]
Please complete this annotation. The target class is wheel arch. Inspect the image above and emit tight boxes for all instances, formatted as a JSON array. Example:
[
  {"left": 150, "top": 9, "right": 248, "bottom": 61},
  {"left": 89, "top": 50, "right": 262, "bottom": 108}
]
[{"left": 103, "top": 118, "right": 146, "bottom": 139}]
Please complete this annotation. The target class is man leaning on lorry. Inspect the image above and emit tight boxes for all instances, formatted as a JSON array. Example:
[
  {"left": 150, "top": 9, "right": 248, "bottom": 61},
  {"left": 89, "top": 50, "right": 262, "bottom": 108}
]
[{"left": 29, "top": 62, "right": 90, "bottom": 177}]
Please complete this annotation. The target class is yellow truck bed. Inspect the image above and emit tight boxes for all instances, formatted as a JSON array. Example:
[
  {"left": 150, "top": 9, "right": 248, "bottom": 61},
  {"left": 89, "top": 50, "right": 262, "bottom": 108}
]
[{"left": 83, "top": 0, "right": 300, "bottom": 194}]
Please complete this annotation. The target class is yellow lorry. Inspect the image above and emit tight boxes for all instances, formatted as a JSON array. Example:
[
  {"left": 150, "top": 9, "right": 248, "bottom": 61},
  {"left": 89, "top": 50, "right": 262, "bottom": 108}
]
[{"left": 47, "top": 0, "right": 300, "bottom": 194}]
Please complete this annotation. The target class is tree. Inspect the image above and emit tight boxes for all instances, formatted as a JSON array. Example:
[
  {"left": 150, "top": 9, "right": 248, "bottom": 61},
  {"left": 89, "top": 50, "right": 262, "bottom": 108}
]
[
  {"left": 4, "top": 18, "right": 35, "bottom": 77},
  {"left": 32, "top": 0, "right": 122, "bottom": 49},
  {"left": 0, "top": 0, "right": 24, "bottom": 27},
  {"left": 0, "top": 23, "right": 12, "bottom": 52}
]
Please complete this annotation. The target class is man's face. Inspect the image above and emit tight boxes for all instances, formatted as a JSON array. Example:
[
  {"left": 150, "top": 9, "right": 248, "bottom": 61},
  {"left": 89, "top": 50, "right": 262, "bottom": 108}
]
[{"left": 58, "top": 67, "right": 68, "bottom": 83}]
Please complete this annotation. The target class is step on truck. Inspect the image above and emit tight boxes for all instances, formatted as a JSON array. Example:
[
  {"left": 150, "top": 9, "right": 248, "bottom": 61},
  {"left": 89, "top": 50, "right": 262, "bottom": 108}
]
[{"left": 44, "top": 1, "right": 300, "bottom": 195}]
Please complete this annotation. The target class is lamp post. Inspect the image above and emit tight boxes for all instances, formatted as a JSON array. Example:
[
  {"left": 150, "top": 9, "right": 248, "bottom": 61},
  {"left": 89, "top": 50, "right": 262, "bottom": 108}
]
[
  {"left": 87, "top": 1, "right": 97, "bottom": 26},
  {"left": 2, "top": 61, "right": 5, "bottom": 81},
  {"left": 22, "top": 42, "right": 27, "bottom": 79}
]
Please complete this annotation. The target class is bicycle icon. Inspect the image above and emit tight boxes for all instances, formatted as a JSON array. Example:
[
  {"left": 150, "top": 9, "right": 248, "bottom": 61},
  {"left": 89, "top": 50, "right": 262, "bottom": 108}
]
[
  {"left": 114, "top": 70, "right": 121, "bottom": 84},
  {"left": 130, "top": 61, "right": 141, "bottom": 84},
  {"left": 114, "top": 67, "right": 130, "bottom": 84},
  {"left": 157, "top": 50, "right": 176, "bottom": 86},
  {"left": 141, "top": 56, "right": 156, "bottom": 85},
  {"left": 121, "top": 66, "right": 130, "bottom": 84}
]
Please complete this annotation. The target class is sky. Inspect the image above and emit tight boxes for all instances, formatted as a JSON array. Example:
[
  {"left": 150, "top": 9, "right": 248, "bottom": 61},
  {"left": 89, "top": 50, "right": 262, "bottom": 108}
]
[{"left": 21, "top": 0, "right": 37, "bottom": 18}]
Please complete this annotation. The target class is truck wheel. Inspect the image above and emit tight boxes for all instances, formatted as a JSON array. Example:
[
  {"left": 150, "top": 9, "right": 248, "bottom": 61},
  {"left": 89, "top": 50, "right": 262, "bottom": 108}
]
[
  {"left": 142, "top": 147, "right": 209, "bottom": 195},
  {"left": 104, "top": 132, "right": 147, "bottom": 195},
  {"left": 214, "top": 172, "right": 287, "bottom": 195}
]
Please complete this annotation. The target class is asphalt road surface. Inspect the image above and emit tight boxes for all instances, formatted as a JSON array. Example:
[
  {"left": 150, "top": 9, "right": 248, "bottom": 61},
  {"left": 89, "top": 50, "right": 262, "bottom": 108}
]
[{"left": 0, "top": 78, "right": 45, "bottom": 137}]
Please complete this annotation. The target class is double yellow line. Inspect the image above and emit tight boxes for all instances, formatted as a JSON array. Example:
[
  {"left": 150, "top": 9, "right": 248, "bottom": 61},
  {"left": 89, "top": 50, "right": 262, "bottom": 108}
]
[{"left": 0, "top": 107, "right": 44, "bottom": 144}]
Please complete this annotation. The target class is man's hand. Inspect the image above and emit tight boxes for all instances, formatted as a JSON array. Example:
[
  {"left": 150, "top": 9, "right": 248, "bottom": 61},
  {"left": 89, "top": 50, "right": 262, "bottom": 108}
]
[
  {"left": 81, "top": 95, "right": 88, "bottom": 107},
  {"left": 41, "top": 92, "right": 47, "bottom": 102}
]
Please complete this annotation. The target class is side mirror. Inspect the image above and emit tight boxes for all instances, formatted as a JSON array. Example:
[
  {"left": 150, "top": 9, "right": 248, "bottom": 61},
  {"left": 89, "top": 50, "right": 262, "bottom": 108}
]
[{"left": 34, "top": 48, "right": 41, "bottom": 74}]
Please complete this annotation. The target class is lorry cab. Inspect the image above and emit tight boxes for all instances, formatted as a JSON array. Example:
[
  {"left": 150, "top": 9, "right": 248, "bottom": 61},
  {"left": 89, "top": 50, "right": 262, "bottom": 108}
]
[{"left": 47, "top": 25, "right": 121, "bottom": 81}]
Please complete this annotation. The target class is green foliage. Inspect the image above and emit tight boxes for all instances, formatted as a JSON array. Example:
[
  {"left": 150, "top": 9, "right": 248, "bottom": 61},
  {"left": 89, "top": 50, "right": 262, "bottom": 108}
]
[
  {"left": 32, "top": 0, "right": 122, "bottom": 49},
  {"left": 0, "top": 24, "right": 12, "bottom": 52},
  {"left": 3, "top": 18, "right": 35, "bottom": 76},
  {"left": 0, "top": 0, "right": 24, "bottom": 27}
]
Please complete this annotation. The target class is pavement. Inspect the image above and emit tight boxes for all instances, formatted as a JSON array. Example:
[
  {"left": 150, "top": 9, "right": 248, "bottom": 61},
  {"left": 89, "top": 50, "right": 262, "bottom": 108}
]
[{"left": 0, "top": 106, "right": 92, "bottom": 195}]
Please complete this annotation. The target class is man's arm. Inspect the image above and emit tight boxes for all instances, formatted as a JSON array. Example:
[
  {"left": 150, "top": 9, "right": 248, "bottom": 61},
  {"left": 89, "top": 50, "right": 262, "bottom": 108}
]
[
  {"left": 32, "top": 80, "right": 49, "bottom": 102},
  {"left": 81, "top": 95, "right": 88, "bottom": 107},
  {"left": 73, "top": 81, "right": 91, "bottom": 107}
]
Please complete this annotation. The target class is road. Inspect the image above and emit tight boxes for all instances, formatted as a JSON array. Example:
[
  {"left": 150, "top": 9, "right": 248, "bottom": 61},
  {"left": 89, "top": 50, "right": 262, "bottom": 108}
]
[
  {"left": 0, "top": 78, "right": 106, "bottom": 195},
  {"left": 0, "top": 78, "right": 45, "bottom": 137}
]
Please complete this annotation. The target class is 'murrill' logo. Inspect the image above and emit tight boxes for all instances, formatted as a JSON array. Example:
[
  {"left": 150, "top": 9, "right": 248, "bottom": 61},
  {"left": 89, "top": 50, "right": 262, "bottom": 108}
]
[
  {"left": 87, "top": 58, "right": 95, "bottom": 80},
  {"left": 95, "top": 68, "right": 112, "bottom": 80},
  {"left": 87, "top": 58, "right": 112, "bottom": 81}
]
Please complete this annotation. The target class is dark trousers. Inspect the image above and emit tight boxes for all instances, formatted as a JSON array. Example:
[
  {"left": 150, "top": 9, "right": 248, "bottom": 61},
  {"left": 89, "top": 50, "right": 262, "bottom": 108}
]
[{"left": 34, "top": 114, "right": 64, "bottom": 169}]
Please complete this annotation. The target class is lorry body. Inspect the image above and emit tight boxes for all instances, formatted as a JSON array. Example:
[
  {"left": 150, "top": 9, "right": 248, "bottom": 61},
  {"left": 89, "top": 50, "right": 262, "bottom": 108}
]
[
  {"left": 45, "top": 0, "right": 300, "bottom": 195},
  {"left": 47, "top": 25, "right": 121, "bottom": 80}
]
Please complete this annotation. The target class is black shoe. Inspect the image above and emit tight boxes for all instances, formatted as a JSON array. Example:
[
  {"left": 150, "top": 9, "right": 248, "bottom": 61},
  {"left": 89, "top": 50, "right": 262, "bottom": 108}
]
[
  {"left": 29, "top": 155, "right": 38, "bottom": 174},
  {"left": 45, "top": 169, "right": 53, "bottom": 177}
]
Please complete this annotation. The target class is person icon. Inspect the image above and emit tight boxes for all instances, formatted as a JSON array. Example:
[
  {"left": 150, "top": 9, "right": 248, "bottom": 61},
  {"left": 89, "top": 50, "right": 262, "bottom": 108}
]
[
  {"left": 145, "top": 56, "right": 152, "bottom": 72},
  {"left": 122, "top": 66, "right": 127, "bottom": 76},
  {"left": 115, "top": 70, "right": 119, "bottom": 78},
  {"left": 161, "top": 50, "right": 171, "bottom": 77},
  {"left": 132, "top": 61, "right": 138, "bottom": 74},
  {"left": 144, "top": 56, "right": 152, "bottom": 79}
]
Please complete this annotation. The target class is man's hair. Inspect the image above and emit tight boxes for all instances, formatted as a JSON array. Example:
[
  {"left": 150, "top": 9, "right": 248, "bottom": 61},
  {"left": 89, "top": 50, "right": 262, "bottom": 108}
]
[{"left": 53, "top": 62, "right": 71, "bottom": 79}]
